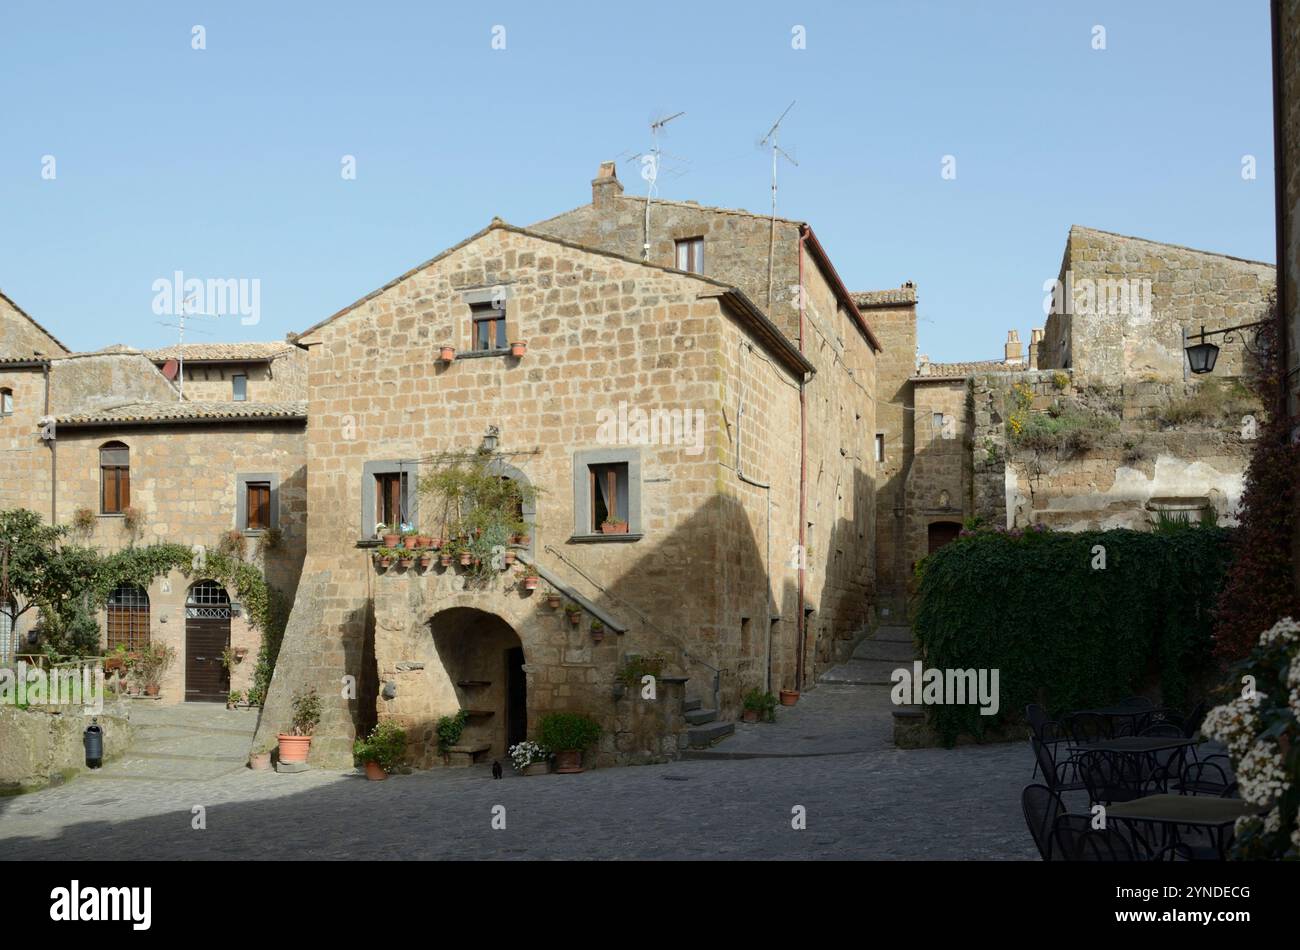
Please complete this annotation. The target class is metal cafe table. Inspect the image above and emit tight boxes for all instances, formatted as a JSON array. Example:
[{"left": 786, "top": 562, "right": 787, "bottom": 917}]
[
  {"left": 1070, "top": 705, "right": 1156, "bottom": 737},
  {"left": 1087, "top": 736, "right": 1198, "bottom": 755},
  {"left": 1105, "top": 795, "right": 1262, "bottom": 860}
]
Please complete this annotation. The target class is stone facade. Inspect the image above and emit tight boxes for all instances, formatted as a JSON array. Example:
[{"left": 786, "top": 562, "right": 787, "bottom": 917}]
[
  {"left": 1041, "top": 226, "right": 1275, "bottom": 383},
  {"left": 0, "top": 297, "right": 308, "bottom": 708},
  {"left": 144, "top": 345, "right": 307, "bottom": 403},
  {"left": 252, "top": 215, "right": 878, "bottom": 769}
]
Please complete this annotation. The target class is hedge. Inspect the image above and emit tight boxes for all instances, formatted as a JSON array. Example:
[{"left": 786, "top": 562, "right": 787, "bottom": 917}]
[{"left": 912, "top": 526, "right": 1233, "bottom": 745}]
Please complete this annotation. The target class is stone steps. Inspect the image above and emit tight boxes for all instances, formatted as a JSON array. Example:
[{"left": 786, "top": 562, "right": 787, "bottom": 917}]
[
  {"left": 686, "top": 720, "right": 735, "bottom": 749},
  {"left": 817, "top": 658, "right": 903, "bottom": 686},
  {"left": 684, "top": 707, "right": 719, "bottom": 726},
  {"left": 851, "top": 639, "right": 916, "bottom": 663}
]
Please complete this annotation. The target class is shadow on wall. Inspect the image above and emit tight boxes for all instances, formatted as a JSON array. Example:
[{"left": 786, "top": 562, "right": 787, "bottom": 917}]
[{"left": 255, "top": 465, "right": 874, "bottom": 767}]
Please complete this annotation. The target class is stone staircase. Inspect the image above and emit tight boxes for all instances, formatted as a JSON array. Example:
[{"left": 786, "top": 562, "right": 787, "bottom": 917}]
[
  {"left": 682, "top": 697, "right": 734, "bottom": 749},
  {"left": 818, "top": 624, "right": 922, "bottom": 740}
]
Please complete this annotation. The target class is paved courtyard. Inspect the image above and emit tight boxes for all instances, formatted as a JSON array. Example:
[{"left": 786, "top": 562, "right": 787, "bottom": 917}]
[{"left": 0, "top": 692, "right": 1037, "bottom": 861}]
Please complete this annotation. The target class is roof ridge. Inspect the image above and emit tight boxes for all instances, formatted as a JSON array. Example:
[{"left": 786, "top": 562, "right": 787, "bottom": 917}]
[{"left": 1069, "top": 225, "right": 1276, "bottom": 268}]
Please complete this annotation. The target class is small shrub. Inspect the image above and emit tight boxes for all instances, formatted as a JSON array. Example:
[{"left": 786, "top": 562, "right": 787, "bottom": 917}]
[
  {"left": 436, "top": 709, "right": 469, "bottom": 755},
  {"left": 538, "top": 712, "right": 602, "bottom": 752},
  {"left": 217, "top": 529, "right": 246, "bottom": 561},
  {"left": 354, "top": 719, "right": 407, "bottom": 771},
  {"left": 289, "top": 687, "right": 321, "bottom": 736},
  {"left": 1159, "top": 379, "right": 1256, "bottom": 428},
  {"left": 742, "top": 689, "right": 777, "bottom": 722},
  {"left": 616, "top": 652, "right": 667, "bottom": 688},
  {"left": 72, "top": 507, "right": 96, "bottom": 535}
]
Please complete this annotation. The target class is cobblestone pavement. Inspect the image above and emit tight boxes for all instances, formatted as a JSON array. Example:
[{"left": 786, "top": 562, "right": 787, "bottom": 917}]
[{"left": 0, "top": 737, "right": 1037, "bottom": 860}]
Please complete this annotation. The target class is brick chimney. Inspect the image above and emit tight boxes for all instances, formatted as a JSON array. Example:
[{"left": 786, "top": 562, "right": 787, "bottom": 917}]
[
  {"left": 1029, "top": 328, "right": 1044, "bottom": 369},
  {"left": 1005, "top": 330, "right": 1023, "bottom": 364},
  {"left": 592, "top": 161, "right": 623, "bottom": 207}
]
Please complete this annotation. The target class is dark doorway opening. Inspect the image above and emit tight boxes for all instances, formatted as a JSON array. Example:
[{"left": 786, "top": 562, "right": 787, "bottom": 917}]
[
  {"left": 505, "top": 647, "right": 527, "bottom": 749},
  {"left": 927, "top": 520, "right": 963, "bottom": 554}
]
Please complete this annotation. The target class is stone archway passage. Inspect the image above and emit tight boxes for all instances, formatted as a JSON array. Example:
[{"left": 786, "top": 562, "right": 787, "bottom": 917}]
[{"left": 429, "top": 608, "right": 525, "bottom": 761}]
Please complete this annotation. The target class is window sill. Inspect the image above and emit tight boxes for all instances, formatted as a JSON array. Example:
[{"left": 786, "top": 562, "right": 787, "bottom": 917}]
[
  {"left": 567, "top": 532, "right": 643, "bottom": 544},
  {"left": 356, "top": 539, "right": 382, "bottom": 548},
  {"left": 99, "top": 513, "right": 125, "bottom": 519},
  {"left": 458, "top": 348, "right": 515, "bottom": 360}
]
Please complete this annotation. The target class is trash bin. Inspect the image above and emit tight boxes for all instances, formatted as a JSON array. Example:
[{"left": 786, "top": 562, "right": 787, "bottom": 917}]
[{"left": 83, "top": 719, "right": 103, "bottom": 769}]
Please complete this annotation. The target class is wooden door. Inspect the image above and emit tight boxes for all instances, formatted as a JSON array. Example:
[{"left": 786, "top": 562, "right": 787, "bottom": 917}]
[{"left": 185, "top": 617, "right": 229, "bottom": 702}]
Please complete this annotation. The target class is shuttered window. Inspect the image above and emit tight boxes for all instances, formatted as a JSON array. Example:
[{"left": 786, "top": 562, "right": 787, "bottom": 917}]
[
  {"left": 246, "top": 482, "right": 271, "bottom": 530},
  {"left": 100, "top": 443, "right": 130, "bottom": 514}
]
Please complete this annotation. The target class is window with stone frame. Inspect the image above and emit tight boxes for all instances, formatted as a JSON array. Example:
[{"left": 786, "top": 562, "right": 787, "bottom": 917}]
[
  {"left": 100, "top": 442, "right": 130, "bottom": 514},
  {"left": 376, "top": 471, "right": 409, "bottom": 528},
  {"left": 571, "top": 448, "right": 641, "bottom": 538},
  {"left": 0, "top": 388, "right": 13, "bottom": 417},
  {"left": 675, "top": 237, "right": 704, "bottom": 274},
  {"left": 471, "top": 301, "right": 507, "bottom": 352},
  {"left": 245, "top": 481, "right": 271, "bottom": 531},
  {"left": 588, "top": 463, "right": 628, "bottom": 531}
]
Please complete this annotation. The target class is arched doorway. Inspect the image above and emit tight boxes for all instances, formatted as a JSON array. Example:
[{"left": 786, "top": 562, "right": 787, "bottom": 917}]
[
  {"left": 927, "top": 521, "right": 963, "bottom": 554},
  {"left": 428, "top": 607, "right": 526, "bottom": 759},
  {"left": 185, "top": 580, "right": 231, "bottom": 702}
]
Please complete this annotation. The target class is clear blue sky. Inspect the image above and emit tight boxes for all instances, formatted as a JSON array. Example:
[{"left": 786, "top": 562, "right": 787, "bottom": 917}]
[{"left": 0, "top": 0, "right": 1276, "bottom": 362}]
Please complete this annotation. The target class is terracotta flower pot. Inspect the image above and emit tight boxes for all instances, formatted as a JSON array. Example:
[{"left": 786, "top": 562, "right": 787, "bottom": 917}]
[
  {"left": 277, "top": 734, "right": 312, "bottom": 763},
  {"left": 513, "top": 534, "right": 531, "bottom": 546},
  {"left": 460, "top": 552, "right": 474, "bottom": 566},
  {"left": 383, "top": 534, "right": 400, "bottom": 548},
  {"left": 403, "top": 536, "right": 419, "bottom": 550},
  {"left": 364, "top": 761, "right": 387, "bottom": 781},
  {"left": 779, "top": 689, "right": 800, "bottom": 706},
  {"left": 510, "top": 341, "right": 527, "bottom": 358},
  {"left": 553, "top": 749, "right": 584, "bottom": 774},
  {"left": 439, "top": 555, "right": 453, "bottom": 567},
  {"left": 144, "top": 684, "right": 160, "bottom": 697},
  {"left": 591, "top": 627, "right": 605, "bottom": 643},
  {"left": 249, "top": 752, "right": 271, "bottom": 771},
  {"left": 430, "top": 537, "right": 443, "bottom": 550},
  {"left": 503, "top": 552, "right": 516, "bottom": 566},
  {"left": 418, "top": 556, "right": 432, "bottom": 569},
  {"left": 566, "top": 611, "right": 581, "bottom": 626},
  {"left": 742, "top": 708, "right": 760, "bottom": 723},
  {"left": 546, "top": 594, "right": 561, "bottom": 608},
  {"left": 417, "top": 535, "right": 432, "bottom": 548},
  {"left": 439, "top": 345, "right": 455, "bottom": 362},
  {"left": 601, "top": 522, "right": 629, "bottom": 535},
  {"left": 398, "top": 557, "right": 413, "bottom": 568},
  {"left": 523, "top": 575, "right": 540, "bottom": 590}
]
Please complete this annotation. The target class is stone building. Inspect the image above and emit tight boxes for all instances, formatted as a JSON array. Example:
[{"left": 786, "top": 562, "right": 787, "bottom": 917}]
[
  {"left": 0, "top": 293, "right": 306, "bottom": 700},
  {"left": 252, "top": 200, "right": 885, "bottom": 768}
]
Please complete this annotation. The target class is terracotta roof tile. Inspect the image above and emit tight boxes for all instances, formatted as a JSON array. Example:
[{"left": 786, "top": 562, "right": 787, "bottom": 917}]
[
  {"left": 55, "top": 400, "right": 307, "bottom": 426},
  {"left": 143, "top": 342, "right": 295, "bottom": 362}
]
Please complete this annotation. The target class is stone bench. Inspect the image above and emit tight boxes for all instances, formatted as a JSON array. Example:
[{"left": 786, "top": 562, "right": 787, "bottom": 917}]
[{"left": 445, "top": 743, "right": 491, "bottom": 768}]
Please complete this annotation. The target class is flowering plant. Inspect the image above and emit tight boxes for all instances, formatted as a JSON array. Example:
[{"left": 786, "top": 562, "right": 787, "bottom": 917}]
[
  {"left": 508, "top": 740, "right": 550, "bottom": 772},
  {"left": 1202, "top": 616, "right": 1300, "bottom": 859}
]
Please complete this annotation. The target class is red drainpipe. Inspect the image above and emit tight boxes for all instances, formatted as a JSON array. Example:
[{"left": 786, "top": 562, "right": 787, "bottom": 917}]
[{"left": 796, "top": 229, "right": 809, "bottom": 691}]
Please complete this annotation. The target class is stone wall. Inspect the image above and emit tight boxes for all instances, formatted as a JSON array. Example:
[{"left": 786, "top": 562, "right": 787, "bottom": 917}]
[
  {"left": 48, "top": 352, "right": 179, "bottom": 415},
  {"left": 0, "top": 365, "right": 52, "bottom": 528},
  {"left": 167, "top": 349, "right": 306, "bottom": 403},
  {"left": 256, "top": 222, "right": 847, "bottom": 767},
  {"left": 971, "top": 370, "right": 1254, "bottom": 530},
  {"left": 1041, "top": 225, "right": 1275, "bottom": 383},
  {"left": 0, "top": 700, "right": 133, "bottom": 794},
  {"left": 0, "top": 292, "right": 66, "bottom": 357},
  {"left": 859, "top": 290, "right": 918, "bottom": 611},
  {"left": 906, "top": 378, "right": 971, "bottom": 569}
]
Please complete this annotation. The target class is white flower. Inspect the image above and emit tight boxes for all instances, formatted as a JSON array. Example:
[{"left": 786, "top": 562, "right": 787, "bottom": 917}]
[
  {"left": 1260, "top": 616, "right": 1300, "bottom": 648},
  {"left": 1237, "top": 741, "right": 1291, "bottom": 806},
  {"left": 1202, "top": 695, "right": 1262, "bottom": 758},
  {"left": 507, "top": 740, "right": 551, "bottom": 771}
]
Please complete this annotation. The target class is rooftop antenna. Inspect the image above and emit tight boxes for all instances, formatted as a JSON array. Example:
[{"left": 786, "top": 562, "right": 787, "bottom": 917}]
[
  {"left": 759, "top": 100, "right": 798, "bottom": 309},
  {"left": 155, "top": 292, "right": 218, "bottom": 400},
  {"left": 641, "top": 110, "right": 684, "bottom": 260}
]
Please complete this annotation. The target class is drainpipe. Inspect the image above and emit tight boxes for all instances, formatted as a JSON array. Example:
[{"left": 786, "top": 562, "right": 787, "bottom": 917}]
[
  {"left": 796, "top": 228, "right": 809, "bottom": 691},
  {"left": 736, "top": 340, "right": 774, "bottom": 692}
]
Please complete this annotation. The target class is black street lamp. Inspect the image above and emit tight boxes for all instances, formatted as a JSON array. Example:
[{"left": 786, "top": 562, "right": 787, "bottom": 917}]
[{"left": 1184, "top": 321, "right": 1270, "bottom": 375}]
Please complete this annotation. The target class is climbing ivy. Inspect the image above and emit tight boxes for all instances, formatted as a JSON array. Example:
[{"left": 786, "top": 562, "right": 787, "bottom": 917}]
[{"left": 913, "top": 526, "right": 1234, "bottom": 745}]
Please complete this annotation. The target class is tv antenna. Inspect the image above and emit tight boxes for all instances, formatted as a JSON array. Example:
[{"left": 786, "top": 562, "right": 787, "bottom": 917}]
[
  {"left": 155, "top": 292, "right": 220, "bottom": 400},
  {"left": 759, "top": 101, "right": 798, "bottom": 308},
  {"left": 634, "top": 110, "right": 685, "bottom": 260}
]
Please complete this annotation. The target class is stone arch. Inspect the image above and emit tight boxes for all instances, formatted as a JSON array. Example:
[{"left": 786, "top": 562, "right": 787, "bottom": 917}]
[{"left": 483, "top": 457, "right": 537, "bottom": 557}]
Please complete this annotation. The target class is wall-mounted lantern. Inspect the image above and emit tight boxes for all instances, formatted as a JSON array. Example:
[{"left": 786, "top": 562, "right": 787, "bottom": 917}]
[{"left": 1184, "top": 321, "right": 1270, "bottom": 375}]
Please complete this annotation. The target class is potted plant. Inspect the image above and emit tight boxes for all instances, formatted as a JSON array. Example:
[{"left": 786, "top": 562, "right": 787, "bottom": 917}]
[
  {"left": 538, "top": 713, "right": 601, "bottom": 774},
  {"left": 616, "top": 653, "right": 667, "bottom": 692},
  {"left": 502, "top": 550, "right": 517, "bottom": 567},
  {"left": 376, "top": 550, "right": 394, "bottom": 571},
  {"left": 565, "top": 604, "right": 582, "bottom": 626},
  {"left": 227, "top": 689, "right": 243, "bottom": 710},
  {"left": 546, "top": 590, "right": 562, "bottom": 609},
  {"left": 590, "top": 619, "right": 605, "bottom": 643},
  {"left": 249, "top": 751, "right": 271, "bottom": 770},
  {"left": 217, "top": 528, "right": 246, "bottom": 560},
  {"left": 121, "top": 505, "right": 143, "bottom": 536},
  {"left": 779, "top": 688, "right": 800, "bottom": 707},
  {"left": 439, "top": 344, "right": 456, "bottom": 362},
  {"left": 418, "top": 550, "right": 433, "bottom": 570},
  {"left": 512, "top": 531, "right": 531, "bottom": 546},
  {"left": 509, "top": 340, "right": 527, "bottom": 358},
  {"left": 353, "top": 719, "right": 407, "bottom": 781},
  {"left": 398, "top": 550, "right": 414, "bottom": 569},
  {"left": 601, "top": 518, "right": 628, "bottom": 535},
  {"left": 278, "top": 687, "right": 321, "bottom": 763},
  {"left": 136, "top": 642, "right": 176, "bottom": 697},
  {"left": 508, "top": 740, "right": 551, "bottom": 775},
  {"left": 522, "top": 572, "right": 541, "bottom": 591},
  {"left": 255, "top": 525, "right": 283, "bottom": 558},
  {"left": 742, "top": 689, "right": 777, "bottom": 723},
  {"left": 380, "top": 524, "right": 400, "bottom": 548},
  {"left": 438, "top": 549, "right": 454, "bottom": 568},
  {"left": 72, "top": 506, "right": 96, "bottom": 538},
  {"left": 459, "top": 548, "right": 474, "bottom": 567},
  {"left": 401, "top": 528, "right": 420, "bottom": 550},
  {"left": 435, "top": 710, "right": 469, "bottom": 765}
]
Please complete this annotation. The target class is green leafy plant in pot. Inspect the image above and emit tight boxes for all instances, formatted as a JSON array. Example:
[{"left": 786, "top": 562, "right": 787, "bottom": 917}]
[
  {"left": 278, "top": 687, "right": 321, "bottom": 764},
  {"left": 742, "top": 689, "right": 777, "bottom": 723},
  {"left": 353, "top": 719, "right": 407, "bottom": 780},
  {"left": 538, "top": 712, "right": 601, "bottom": 773}
]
